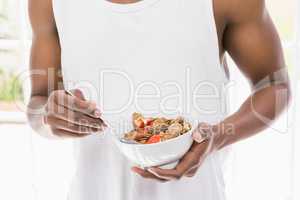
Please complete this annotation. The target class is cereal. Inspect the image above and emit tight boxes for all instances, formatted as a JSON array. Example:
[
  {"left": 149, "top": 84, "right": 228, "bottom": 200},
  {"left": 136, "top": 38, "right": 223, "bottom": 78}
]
[{"left": 123, "top": 113, "right": 192, "bottom": 144}]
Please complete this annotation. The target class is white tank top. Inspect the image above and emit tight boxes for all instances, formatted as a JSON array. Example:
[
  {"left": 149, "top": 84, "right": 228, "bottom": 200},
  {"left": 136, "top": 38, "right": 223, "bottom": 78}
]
[{"left": 53, "top": 0, "right": 230, "bottom": 199}]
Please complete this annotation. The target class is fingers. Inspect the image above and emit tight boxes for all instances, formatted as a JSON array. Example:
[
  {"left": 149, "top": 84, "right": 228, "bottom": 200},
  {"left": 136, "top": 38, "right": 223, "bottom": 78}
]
[
  {"left": 132, "top": 144, "right": 205, "bottom": 182},
  {"left": 49, "top": 90, "right": 100, "bottom": 118},
  {"left": 44, "top": 90, "right": 107, "bottom": 139},
  {"left": 147, "top": 162, "right": 195, "bottom": 181},
  {"left": 45, "top": 115, "right": 102, "bottom": 134},
  {"left": 192, "top": 122, "right": 211, "bottom": 144},
  {"left": 147, "top": 143, "right": 204, "bottom": 181},
  {"left": 147, "top": 168, "right": 179, "bottom": 180},
  {"left": 46, "top": 104, "right": 104, "bottom": 128},
  {"left": 50, "top": 127, "right": 90, "bottom": 139},
  {"left": 131, "top": 167, "right": 168, "bottom": 183},
  {"left": 70, "top": 89, "right": 86, "bottom": 101}
]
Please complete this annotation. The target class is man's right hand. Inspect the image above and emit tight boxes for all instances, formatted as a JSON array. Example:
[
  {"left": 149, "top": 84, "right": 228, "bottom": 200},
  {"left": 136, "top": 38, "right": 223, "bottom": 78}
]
[{"left": 43, "top": 89, "right": 106, "bottom": 138}]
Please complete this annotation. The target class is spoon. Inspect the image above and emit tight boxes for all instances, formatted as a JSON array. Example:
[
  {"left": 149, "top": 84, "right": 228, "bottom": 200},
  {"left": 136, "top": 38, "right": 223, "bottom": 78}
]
[{"left": 119, "top": 137, "right": 140, "bottom": 144}]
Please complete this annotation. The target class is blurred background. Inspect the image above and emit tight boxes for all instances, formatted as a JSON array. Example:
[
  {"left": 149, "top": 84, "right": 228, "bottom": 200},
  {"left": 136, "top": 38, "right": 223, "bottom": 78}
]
[{"left": 0, "top": 0, "right": 299, "bottom": 200}]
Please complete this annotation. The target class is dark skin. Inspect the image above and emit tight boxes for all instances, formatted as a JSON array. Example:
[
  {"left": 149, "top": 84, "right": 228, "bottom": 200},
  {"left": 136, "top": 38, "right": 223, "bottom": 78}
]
[{"left": 27, "top": 0, "right": 290, "bottom": 181}]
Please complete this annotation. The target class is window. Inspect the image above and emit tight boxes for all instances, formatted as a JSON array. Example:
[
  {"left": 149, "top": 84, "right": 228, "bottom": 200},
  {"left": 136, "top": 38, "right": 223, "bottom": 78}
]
[{"left": 0, "top": 0, "right": 30, "bottom": 122}]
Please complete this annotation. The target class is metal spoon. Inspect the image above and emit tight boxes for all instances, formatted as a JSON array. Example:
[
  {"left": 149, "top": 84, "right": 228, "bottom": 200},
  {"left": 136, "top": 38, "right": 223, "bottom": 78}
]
[
  {"left": 119, "top": 137, "right": 140, "bottom": 144},
  {"left": 65, "top": 90, "right": 75, "bottom": 97}
]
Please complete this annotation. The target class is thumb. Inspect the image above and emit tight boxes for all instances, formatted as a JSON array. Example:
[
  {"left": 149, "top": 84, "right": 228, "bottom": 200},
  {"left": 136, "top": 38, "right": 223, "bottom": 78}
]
[
  {"left": 192, "top": 122, "right": 211, "bottom": 143},
  {"left": 70, "top": 89, "right": 86, "bottom": 101}
]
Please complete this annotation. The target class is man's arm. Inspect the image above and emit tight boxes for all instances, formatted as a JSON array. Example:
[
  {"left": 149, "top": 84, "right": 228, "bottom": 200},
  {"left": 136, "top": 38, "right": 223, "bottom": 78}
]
[
  {"left": 133, "top": 0, "right": 291, "bottom": 181},
  {"left": 214, "top": 0, "right": 291, "bottom": 149},
  {"left": 29, "top": 0, "right": 62, "bottom": 95},
  {"left": 27, "top": 0, "right": 62, "bottom": 136},
  {"left": 27, "top": 0, "right": 105, "bottom": 138}
]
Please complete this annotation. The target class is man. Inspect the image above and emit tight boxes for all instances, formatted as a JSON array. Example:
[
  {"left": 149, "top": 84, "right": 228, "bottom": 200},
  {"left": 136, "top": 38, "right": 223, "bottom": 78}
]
[{"left": 27, "top": 0, "right": 290, "bottom": 200}]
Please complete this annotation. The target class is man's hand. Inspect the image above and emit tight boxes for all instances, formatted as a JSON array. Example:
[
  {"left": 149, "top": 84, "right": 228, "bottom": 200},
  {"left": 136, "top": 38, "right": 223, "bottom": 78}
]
[
  {"left": 132, "top": 123, "right": 215, "bottom": 182},
  {"left": 42, "top": 89, "right": 106, "bottom": 138}
]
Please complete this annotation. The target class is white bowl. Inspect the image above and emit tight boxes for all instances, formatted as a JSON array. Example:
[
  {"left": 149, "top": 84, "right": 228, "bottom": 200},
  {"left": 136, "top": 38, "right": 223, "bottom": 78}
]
[{"left": 113, "top": 126, "right": 194, "bottom": 169}]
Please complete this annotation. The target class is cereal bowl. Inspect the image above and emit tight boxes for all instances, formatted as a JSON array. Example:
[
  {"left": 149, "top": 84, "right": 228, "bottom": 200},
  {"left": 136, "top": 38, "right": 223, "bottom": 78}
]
[{"left": 113, "top": 115, "right": 194, "bottom": 168}]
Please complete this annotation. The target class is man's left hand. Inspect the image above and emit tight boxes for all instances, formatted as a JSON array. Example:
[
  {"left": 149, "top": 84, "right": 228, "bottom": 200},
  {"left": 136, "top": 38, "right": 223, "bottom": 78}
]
[{"left": 132, "top": 123, "right": 216, "bottom": 182}]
